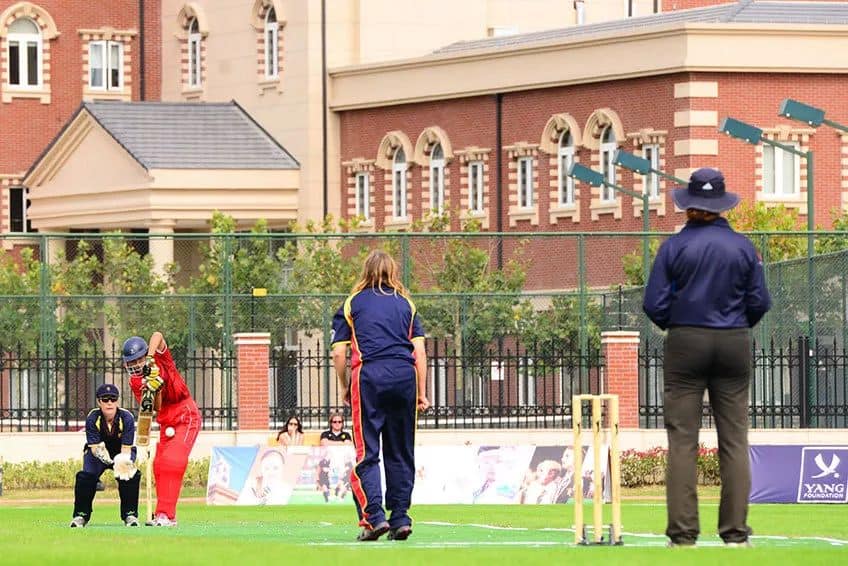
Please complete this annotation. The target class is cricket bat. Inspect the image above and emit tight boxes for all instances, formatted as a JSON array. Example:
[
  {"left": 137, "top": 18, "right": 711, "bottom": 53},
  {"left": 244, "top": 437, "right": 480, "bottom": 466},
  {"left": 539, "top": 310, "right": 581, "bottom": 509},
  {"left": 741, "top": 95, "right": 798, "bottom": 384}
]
[{"left": 136, "top": 388, "right": 155, "bottom": 447}]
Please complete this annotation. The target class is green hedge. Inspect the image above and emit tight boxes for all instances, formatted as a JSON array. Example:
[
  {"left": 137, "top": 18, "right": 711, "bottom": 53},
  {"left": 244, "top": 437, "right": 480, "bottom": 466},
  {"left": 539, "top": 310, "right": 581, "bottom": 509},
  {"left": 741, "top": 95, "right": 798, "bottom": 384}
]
[
  {"left": 1, "top": 458, "right": 210, "bottom": 491},
  {"left": 620, "top": 445, "right": 721, "bottom": 487}
]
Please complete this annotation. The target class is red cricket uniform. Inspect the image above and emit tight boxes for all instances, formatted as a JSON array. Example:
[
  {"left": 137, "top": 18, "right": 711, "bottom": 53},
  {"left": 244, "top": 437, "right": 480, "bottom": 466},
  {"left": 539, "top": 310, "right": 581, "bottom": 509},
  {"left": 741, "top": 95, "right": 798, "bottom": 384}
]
[{"left": 130, "top": 346, "right": 202, "bottom": 520}]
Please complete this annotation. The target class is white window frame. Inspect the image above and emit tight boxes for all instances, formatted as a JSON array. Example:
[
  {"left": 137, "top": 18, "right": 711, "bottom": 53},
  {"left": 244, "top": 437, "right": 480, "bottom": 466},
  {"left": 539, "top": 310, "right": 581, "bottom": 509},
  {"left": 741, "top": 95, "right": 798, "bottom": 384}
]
[
  {"left": 558, "top": 131, "right": 575, "bottom": 205},
  {"left": 468, "top": 161, "right": 484, "bottom": 213},
  {"left": 355, "top": 172, "right": 370, "bottom": 220},
  {"left": 600, "top": 127, "right": 617, "bottom": 202},
  {"left": 517, "top": 156, "right": 534, "bottom": 209},
  {"left": 575, "top": 1, "right": 586, "bottom": 25},
  {"left": 643, "top": 143, "right": 660, "bottom": 199},
  {"left": 88, "top": 40, "right": 124, "bottom": 90},
  {"left": 518, "top": 358, "right": 536, "bottom": 407},
  {"left": 188, "top": 18, "right": 202, "bottom": 88},
  {"left": 7, "top": 18, "right": 42, "bottom": 89},
  {"left": 763, "top": 142, "right": 800, "bottom": 196},
  {"left": 264, "top": 9, "right": 279, "bottom": 79},
  {"left": 392, "top": 148, "right": 407, "bottom": 218},
  {"left": 430, "top": 144, "right": 445, "bottom": 213}
]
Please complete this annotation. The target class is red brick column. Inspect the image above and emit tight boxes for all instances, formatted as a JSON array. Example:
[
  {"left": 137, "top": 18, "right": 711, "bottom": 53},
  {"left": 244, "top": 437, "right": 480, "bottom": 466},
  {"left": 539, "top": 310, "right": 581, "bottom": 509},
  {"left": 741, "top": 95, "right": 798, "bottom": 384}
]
[
  {"left": 234, "top": 332, "right": 271, "bottom": 431},
  {"left": 601, "top": 331, "right": 640, "bottom": 428}
]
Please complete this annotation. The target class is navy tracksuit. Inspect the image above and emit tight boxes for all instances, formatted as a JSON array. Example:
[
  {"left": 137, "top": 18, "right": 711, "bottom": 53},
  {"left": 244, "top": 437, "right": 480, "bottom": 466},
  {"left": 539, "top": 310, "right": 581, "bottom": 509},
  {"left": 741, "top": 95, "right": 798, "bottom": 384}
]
[{"left": 332, "top": 287, "right": 424, "bottom": 530}]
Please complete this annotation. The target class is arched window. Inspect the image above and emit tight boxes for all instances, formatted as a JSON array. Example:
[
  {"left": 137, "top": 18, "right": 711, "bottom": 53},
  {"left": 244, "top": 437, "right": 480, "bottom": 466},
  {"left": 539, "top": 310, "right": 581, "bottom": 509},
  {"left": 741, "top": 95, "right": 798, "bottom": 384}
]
[
  {"left": 392, "top": 147, "right": 407, "bottom": 218},
  {"left": 429, "top": 143, "right": 445, "bottom": 213},
  {"left": 265, "top": 7, "right": 279, "bottom": 79},
  {"left": 557, "top": 130, "right": 575, "bottom": 205},
  {"left": 7, "top": 18, "right": 41, "bottom": 87},
  {"left": 600, "top": 126, "right": 617, "bottom": 201},
  {"left": 188, "top": 17, "right": 202, "bottom": 87}
]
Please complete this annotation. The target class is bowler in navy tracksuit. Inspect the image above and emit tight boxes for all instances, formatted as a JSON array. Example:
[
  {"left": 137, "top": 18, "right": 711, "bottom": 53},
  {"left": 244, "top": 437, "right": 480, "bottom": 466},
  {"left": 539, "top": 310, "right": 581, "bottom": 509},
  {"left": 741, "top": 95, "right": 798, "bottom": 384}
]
[
  {"left": 643, "top": 168, "right": 771, "bottom": 547},
  {"left": 331, "top": 249, "right": 429, "bottom": 542}
]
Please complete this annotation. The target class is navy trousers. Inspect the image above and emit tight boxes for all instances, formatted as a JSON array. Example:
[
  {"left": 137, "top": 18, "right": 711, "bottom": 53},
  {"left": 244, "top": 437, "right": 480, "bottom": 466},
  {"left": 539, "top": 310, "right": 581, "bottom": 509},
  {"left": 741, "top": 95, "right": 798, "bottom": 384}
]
[{"left": 349, "top": 359, "right": 417, "bottom": 529}]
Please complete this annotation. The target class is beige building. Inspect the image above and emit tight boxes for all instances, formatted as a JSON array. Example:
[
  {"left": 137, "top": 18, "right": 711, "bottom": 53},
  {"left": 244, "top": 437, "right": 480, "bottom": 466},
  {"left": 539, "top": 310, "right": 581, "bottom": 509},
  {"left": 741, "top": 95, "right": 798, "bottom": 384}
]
[{"left": 157, "top": 0, "right": 661, "bottom": 225}]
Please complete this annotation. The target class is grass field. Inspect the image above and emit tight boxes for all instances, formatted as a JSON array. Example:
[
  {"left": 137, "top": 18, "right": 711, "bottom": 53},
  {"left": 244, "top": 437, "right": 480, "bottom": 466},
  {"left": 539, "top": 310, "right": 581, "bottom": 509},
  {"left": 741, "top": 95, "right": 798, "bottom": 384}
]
[{"left": 2, "top": 490, "right": 847, "bottom": 565}]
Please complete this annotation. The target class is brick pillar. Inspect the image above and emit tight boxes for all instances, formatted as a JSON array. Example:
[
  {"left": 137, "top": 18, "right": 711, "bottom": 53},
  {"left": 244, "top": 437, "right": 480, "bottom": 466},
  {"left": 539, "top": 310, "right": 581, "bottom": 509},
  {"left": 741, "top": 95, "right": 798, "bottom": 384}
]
[
  {"left": 601, "top": 331, "right": 640, "bottom": 428},
  {"left": 234, "top": 332, "right": 271, "bottom": 431}
]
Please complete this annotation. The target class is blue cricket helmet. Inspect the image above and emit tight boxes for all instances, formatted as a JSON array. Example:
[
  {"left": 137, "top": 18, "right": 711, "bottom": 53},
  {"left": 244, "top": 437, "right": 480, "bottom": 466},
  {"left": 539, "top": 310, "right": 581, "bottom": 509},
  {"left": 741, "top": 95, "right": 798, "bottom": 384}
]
[{"left": 122, "top": 336, "right": 148, "bottom": 363}]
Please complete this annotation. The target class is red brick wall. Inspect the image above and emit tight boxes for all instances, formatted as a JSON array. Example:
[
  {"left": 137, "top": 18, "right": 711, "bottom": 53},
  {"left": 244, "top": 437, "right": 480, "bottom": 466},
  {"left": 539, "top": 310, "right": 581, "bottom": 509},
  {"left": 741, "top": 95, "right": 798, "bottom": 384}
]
[
  {"left": 235, "top": 333, "right": 271, "bottom": 431},
  {"left": 339, "top": 71, "right": 848, "bottom": 289},
  {"left": 0, "top": 0, "right": 161, "bottom": 225}
]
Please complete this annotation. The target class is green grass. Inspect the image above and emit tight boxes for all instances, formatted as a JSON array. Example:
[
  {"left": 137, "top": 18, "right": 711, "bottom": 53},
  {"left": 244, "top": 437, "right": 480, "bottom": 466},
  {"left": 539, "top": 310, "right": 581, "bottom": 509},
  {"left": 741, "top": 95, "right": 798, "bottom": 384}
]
[{"left": 1, "top": 496, "right": 846, "bottom": 565}]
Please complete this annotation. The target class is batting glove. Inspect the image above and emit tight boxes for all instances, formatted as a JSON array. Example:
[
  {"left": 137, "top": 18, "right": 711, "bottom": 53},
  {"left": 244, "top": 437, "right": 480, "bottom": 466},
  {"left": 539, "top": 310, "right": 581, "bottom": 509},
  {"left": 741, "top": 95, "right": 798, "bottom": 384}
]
[
  {"left": 92, "top": 443, "right": 113, "bottom": 465},
  {"left": 135, "top": 447, "right": 149, "bottom": 465}
]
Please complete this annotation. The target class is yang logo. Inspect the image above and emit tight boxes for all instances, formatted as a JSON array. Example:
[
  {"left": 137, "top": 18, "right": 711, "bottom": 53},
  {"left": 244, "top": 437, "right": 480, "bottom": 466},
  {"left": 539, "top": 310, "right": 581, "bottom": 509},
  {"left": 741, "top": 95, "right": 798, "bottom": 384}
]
[{"left": 797, "top": 448, "right": 848, "bottom": 503}]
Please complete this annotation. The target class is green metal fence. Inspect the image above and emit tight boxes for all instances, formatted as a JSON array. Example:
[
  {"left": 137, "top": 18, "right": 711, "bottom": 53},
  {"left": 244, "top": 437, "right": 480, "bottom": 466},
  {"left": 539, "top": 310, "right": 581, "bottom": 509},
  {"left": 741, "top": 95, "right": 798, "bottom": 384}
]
[{"left": 0, "top": 230, "right": 846, "bottom": 430}]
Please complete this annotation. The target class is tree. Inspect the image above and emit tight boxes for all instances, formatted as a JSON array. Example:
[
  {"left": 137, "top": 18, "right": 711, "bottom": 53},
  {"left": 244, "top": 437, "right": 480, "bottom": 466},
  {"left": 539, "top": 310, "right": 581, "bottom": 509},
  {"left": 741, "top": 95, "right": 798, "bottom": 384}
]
[
  {"left": 727, "top": 202, "right": 805, "bottom": 262},
  {"left": 0, "top": 247, "right": 41, "bottom": 353}
]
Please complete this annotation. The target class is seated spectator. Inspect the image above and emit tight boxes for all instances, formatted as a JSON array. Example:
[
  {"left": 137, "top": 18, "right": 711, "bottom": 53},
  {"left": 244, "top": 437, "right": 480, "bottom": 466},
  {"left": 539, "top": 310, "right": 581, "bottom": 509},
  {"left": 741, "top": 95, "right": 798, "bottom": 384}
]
[
  {"left": 320, "top": 412, "right": 352, "bottom": 446},
  {"left": 277, "top": 415, "right": 304, "bottom": 447}
]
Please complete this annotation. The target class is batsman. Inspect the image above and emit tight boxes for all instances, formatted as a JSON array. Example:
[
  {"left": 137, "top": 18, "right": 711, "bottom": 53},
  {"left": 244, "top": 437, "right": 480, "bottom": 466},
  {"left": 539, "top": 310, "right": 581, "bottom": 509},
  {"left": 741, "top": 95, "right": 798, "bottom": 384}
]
[{"left": 124, "top": 331, "right": 202, "bottom": 527}]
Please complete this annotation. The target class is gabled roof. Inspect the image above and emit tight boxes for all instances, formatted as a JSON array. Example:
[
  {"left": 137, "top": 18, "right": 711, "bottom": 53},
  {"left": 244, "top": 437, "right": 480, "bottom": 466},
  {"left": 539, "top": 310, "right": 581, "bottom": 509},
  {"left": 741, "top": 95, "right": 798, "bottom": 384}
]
[
  {"left": 434, "top": 1, "right": 848, "bottom": 56},
  {"left": 79, "top": 100, "right": 299, "bottom": 170}
]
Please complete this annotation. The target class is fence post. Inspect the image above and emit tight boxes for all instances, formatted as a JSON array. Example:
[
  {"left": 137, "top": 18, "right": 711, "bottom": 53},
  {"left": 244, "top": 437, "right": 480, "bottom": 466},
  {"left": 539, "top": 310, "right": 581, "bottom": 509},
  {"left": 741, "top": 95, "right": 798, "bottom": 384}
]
[
  {"left": 601, "top": 330, "right": 640, "bottom": 428},
  {"left": 234, "top": 332, "right": 271, "bottom": 431}
]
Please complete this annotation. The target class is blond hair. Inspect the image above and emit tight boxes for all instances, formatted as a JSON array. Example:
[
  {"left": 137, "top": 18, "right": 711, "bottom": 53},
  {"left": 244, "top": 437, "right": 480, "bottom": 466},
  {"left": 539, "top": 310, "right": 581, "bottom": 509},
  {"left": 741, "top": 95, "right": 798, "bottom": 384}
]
[{"left": 351, "top": 249, "right": 409, "bottom": 298}]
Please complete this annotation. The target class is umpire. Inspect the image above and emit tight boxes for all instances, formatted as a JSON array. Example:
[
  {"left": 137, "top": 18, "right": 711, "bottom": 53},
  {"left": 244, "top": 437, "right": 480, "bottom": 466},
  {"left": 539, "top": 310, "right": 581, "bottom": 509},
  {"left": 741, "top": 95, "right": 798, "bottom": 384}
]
[
  {"left": 70, "top": 383, "right": 141, "bottom": 527},
  {"left": 643, "top": 168, "right": 771, "bottom": 548},
  {"left": 331, "top": 249, "right": 429, "bottom": 542}
]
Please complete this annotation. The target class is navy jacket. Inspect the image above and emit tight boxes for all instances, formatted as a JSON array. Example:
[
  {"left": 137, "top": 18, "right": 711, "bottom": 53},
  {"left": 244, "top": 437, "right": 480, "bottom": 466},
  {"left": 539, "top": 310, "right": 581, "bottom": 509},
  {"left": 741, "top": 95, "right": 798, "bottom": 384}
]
[{"left": 643, "top": 218, "right": 771, "bottom": 330}]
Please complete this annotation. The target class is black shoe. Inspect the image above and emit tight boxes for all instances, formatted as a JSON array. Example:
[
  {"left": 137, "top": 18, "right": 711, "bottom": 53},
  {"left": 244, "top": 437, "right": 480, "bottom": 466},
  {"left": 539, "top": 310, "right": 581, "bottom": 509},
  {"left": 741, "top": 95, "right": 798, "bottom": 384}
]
[
  {"left": 387, "top": 525, "right": 412, "bottom": 541},
  {"left": 356, "top": 521, "right": 390, "bottom": 541}
]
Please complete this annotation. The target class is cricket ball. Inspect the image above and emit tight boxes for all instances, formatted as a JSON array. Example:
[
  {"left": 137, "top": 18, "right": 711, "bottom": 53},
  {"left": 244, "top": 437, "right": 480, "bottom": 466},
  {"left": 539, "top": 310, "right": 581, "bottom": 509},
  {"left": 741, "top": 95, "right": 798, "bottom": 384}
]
[{"left": 165, "top": 426, "right": 175, "bottom": 438}]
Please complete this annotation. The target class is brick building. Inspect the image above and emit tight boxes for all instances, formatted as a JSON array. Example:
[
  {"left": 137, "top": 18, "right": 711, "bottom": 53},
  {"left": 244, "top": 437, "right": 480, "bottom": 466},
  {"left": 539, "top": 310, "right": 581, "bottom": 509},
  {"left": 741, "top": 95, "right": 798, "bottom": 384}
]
[
  {"left": 0, "top": 0, "right": 161, "bottom": 241},
  {"left": 331, "top": 1, "right": 848, "bottom": 289}
]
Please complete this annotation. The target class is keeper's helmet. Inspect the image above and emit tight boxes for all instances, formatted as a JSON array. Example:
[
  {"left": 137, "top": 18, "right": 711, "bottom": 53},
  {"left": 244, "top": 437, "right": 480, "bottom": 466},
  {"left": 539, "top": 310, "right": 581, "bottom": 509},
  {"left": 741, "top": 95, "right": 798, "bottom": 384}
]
[{"left": 122, "top": 336, "right": 148, "bottom": 364}]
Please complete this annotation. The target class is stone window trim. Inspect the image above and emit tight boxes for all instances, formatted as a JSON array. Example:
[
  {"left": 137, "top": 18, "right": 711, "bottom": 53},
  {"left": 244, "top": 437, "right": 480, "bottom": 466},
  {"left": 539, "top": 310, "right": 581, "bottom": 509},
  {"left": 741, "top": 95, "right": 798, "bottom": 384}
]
[
  {"left": 344, "top": 159, "right": 375, "bottom": 231},
  {"left": 79, "top": 28, "right": 137, "bottom": 102},
  {"left": 176, "top": 4, "right": 209, "bottom": 98},
  {"left": 0, "top": 2, "right": 60, "bottom": 104},
  {"left": 375, "top": 130, "right": 414, "bottom": 170},
  {"left": 583, "top": 108, "right": 625, "bottom": 151},
  {"left": 413, "top": 126, "right": 454, "bottom": 165},
  {"left": 841, "top": 134, "right": 848, "bottom": 214},
  {"left": 627, "top": 129, "right": 668, "bottom": 218},
  {"left": 754, "top": 125, "right": 814, "bottom": 213},
  {"left": 456, "top": 147, "right": 491, "bottom": 229},
  {"left": 251, "top": 0, "right": 284, "bottom": 94},
  {"left": 539, "top": 112, "right": 583, "bottom": 154},
  {"left": 505, "top": 142, "right": 540, "bottom": 227}
]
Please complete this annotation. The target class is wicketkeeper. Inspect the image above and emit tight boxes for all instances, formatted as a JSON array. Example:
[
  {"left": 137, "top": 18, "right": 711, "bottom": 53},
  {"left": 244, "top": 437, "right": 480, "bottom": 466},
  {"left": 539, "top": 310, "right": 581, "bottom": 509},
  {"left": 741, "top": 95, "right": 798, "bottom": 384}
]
[
  {"left": 70, "top": 383, "right": 141, "bottom": 527},
  {"left": 124, "top": 331, "right": 202, "bottom": 527}
]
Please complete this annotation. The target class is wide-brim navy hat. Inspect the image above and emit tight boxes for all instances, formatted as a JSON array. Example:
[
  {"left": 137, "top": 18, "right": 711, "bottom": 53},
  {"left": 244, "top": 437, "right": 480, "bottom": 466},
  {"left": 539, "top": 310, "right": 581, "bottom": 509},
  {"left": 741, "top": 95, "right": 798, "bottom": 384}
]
[
  {"left": 672, "top": 167, "right": 739, "bottom": 213},
  {"left": 96, "top": 383, "right": 120, "bottom": 399}
]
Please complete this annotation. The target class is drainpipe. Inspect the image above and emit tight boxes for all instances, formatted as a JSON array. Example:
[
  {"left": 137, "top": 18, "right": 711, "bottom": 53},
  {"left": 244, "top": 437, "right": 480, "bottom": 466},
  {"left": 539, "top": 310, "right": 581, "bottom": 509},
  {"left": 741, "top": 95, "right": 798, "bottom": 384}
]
[
  {"left": 321, "top": 0, "right": 328, "bottom": 218},
  {"left": 495, "top": 93, "right": 503, "bottom": 269},
  {"left": 139, "top": 0, "right": 145, "bottom": 100}
]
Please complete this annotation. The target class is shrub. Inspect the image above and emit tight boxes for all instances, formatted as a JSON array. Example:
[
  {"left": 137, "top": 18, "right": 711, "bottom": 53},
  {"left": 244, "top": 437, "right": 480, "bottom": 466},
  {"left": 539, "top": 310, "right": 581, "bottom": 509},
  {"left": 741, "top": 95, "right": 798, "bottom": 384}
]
[
  {"left": 619, "top": 445, "right": 720, "bottom": 487},
  {"left": 2, "top": 457, "right": 211, "bottom": 491}
]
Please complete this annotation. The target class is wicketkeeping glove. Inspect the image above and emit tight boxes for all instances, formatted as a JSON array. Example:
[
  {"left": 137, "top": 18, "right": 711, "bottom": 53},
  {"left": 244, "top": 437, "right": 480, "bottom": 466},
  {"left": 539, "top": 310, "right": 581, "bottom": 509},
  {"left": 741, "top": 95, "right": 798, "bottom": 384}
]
[
  {"left": 92, "top": 443, "right": 113, "bottom": 465},
  {"left": 113, "top": 453, "right": 137, "bottom": 481}
]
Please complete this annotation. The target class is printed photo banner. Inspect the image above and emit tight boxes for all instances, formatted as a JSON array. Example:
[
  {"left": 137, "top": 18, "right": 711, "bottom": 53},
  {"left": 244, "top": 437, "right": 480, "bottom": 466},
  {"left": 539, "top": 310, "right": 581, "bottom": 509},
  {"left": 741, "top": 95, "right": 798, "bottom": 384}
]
[{"left": 206, "top": 445, "right": 611, "bottom": 506}]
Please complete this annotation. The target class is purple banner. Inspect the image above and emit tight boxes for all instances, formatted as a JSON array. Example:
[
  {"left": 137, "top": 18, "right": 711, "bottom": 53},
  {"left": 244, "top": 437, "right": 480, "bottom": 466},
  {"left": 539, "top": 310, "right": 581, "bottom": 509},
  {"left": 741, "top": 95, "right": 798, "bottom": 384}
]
[{"left": 750, "top": 445, "right": 848, "bottom": 503}]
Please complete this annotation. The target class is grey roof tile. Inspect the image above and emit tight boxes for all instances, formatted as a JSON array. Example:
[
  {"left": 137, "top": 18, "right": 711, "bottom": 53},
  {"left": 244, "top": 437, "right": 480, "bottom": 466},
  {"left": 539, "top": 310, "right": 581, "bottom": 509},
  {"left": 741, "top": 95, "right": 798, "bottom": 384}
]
[
  {"left": 433, "top": 1, "right": 848, "bottom": 56},
  {"left": 82, "top": 101, "right": 298, "bottom": 170}
]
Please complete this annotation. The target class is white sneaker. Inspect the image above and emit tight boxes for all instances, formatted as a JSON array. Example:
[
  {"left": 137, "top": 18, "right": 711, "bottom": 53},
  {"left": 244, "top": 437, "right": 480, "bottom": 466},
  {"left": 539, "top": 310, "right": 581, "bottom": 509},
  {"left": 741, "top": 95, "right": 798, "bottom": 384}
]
[
  {"left": 124, "top": 515, "right": 140, "bottom": 527},
  {"left": 69, "top": 516, "right": 88, "bottom": 528},
  {"left": 153, "top": 513, "right": 178, "bottom": 527}
]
